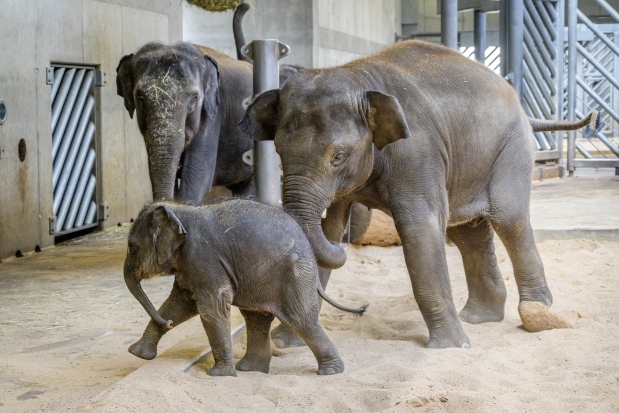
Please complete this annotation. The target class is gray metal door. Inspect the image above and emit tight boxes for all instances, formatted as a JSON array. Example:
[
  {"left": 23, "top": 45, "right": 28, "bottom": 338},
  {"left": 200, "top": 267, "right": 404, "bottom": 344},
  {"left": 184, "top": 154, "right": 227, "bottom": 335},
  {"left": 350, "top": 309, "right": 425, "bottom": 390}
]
[{"left": 48, "top": 65, "right": 98, "bottom": 236}]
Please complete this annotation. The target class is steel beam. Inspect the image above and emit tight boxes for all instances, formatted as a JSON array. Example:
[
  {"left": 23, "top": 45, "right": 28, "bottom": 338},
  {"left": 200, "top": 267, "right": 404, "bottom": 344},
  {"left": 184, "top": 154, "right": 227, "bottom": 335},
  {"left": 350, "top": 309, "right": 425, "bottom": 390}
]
[
  {"left": 567, "top": 0, "right": 578, "bottom": 176},
  {"left": 474, "top": 10, "right": 486, "bottom": 63},
  {"left": 242, "top": 40, "right": 290, "bottom": 207},
  {"left": 441, "top": 0, "right": 458, "bottom": 49}
]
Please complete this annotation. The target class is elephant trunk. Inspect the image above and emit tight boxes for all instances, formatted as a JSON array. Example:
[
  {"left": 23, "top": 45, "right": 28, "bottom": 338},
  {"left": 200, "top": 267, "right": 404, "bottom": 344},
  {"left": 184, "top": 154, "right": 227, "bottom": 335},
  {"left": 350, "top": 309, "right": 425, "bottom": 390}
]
[
  {"left": 124, "top": 270, "right": 173, "bottom": 329},
  {"left": 147, "top": 138, "right": 183, "bottom": 203},
  {"left": 283, "top": 179, "right": 347, "bottom": 269}
]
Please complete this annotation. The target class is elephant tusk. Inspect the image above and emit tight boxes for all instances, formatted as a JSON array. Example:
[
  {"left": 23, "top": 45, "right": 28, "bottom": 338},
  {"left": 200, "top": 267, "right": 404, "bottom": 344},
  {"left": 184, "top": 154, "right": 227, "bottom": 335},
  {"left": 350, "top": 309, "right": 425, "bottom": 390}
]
[{"left": 321, "top": 209, "right": 327, "bottom": 219}]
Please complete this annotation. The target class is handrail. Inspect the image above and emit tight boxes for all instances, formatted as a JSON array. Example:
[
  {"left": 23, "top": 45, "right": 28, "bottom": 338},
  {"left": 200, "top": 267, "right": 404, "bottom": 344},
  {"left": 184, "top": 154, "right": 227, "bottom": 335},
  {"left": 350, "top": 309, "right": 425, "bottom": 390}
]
[
  {"left": 577, "top": 10, "right": 619, "bottom": 57},
  {"left": 595, "top": 0, "right": 619, "bottom": 23}
]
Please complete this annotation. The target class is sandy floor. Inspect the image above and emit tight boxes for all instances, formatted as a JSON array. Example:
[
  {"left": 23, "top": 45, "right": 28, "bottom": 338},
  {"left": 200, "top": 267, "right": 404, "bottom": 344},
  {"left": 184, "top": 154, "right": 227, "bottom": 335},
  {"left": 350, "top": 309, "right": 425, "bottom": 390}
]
[
  {"left": 75, "top": 237, "right": 619, "bottom": 412},
  {"left": 0, "top": 226, "right": 204, "bottom": 412}
]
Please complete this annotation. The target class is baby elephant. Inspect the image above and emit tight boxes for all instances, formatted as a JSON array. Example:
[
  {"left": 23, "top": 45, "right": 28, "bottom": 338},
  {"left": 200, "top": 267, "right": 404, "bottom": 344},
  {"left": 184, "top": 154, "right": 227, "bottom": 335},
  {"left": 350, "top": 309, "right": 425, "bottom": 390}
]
[{"left": 124, "top": 199, "right": 363, "bottom": 376}]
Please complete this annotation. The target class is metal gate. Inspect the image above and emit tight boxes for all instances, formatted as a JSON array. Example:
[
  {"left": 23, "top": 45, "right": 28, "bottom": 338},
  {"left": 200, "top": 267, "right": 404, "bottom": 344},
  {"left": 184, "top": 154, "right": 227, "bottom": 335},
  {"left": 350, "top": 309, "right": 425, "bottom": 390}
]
[
  {"left": 522, "top": 0, "right": 564, "bottom": 162},
  {"left": 47, "top": 65, "right": 100, "bottom": 236},
  {"left": 566, "top": 1, "right": 619, "bottom": 174}
]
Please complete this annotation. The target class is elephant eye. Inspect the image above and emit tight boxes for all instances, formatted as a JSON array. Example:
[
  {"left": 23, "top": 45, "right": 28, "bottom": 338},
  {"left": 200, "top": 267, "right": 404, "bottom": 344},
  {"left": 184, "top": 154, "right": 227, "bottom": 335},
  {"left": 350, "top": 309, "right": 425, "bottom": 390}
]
[
  {"left": 330, "top": 150, "right": 349, "bottom": 167},
  {"left": 128, "top": 243, "right": 138, "bottom": 255},
  {"left": 188, "top": 94, "right": 198, "bottom": 112}
]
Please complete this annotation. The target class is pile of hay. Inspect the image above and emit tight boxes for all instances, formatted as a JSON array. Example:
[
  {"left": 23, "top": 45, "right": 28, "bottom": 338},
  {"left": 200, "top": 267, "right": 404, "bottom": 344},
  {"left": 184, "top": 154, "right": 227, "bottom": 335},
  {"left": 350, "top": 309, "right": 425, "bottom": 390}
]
[{"left": 186, "top": 0, "right": 243, "bottom": 12}]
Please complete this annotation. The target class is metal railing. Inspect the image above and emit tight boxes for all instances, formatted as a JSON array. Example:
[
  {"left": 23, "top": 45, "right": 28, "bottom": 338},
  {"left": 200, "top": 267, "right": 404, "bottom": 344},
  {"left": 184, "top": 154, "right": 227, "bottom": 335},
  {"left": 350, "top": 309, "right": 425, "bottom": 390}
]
[{"left": 566, "top": 0, "right": 619, "bottom": 174}]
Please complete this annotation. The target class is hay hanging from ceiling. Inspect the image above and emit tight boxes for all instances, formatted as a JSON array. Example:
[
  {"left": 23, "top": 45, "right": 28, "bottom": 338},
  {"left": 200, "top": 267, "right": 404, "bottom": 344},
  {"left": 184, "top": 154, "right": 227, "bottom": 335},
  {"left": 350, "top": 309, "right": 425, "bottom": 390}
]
[{"left": 186, "top": 0, "right": 244, "bottom": 12}]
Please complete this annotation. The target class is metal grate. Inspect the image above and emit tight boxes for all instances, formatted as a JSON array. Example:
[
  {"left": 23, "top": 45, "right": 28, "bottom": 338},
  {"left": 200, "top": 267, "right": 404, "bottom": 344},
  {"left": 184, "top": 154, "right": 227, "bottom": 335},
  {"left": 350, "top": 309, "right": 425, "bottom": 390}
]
[{"left": 48, "top": 65, "right": 98, "bottom": 236}]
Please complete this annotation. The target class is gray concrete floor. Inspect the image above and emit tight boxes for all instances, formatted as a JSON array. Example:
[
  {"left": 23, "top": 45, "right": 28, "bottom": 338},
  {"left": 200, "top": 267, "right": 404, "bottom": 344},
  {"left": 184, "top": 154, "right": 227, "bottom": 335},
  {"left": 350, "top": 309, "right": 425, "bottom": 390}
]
[
  {"left": 530, "top": 168, "right": 619, "bottom": 240},
  {"left": 0, "top": 168, "right": 617, "bottom": 412}
]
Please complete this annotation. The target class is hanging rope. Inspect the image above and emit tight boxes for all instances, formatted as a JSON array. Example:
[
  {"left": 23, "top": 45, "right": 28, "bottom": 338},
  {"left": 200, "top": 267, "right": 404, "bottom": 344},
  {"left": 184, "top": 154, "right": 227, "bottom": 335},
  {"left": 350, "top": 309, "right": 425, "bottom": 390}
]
[{"left": 185, "top": 0, "right": 243, "bottom": 12}]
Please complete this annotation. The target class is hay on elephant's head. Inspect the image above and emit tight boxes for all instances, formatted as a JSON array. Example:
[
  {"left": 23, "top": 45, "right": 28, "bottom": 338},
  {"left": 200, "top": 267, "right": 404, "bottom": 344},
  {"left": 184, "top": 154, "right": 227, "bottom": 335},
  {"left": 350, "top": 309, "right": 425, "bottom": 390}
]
[{"left": 186, "top": 0, "right": 244, "bottom": 12}]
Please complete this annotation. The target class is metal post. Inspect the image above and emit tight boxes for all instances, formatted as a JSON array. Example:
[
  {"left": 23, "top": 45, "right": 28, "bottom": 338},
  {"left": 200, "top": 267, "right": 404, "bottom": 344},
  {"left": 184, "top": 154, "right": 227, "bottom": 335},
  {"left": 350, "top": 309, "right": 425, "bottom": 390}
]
[
  {"left": 556, "top": 0, "right": 566, "bottom": 168},
  {"left": 507, "top": 0, "right": 524, "bottom": 100},
  {"left": 474, "top": 10, "right": 487, "bottom": 63},
  {"left": 241, "top": 40, "right": 290, "bottom": 206},
  {"left": 440, "top": 0, "right": 458, "bottom": 50},
  {"left": 567, "top": 0, "right": 578, "bottom": 176}
]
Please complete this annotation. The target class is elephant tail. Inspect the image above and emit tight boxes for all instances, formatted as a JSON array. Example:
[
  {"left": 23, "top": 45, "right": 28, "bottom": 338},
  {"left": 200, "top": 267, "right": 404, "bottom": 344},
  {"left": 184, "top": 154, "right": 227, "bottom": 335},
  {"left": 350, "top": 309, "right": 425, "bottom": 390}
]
[
  {"left": 317, "top": 281, "right": 367, "bottom": 315},
  {"left": 529, "top": 110, "right": 602, "bottom": 139},
  {"left": 233, "top": 3, "right": 251, "bottom": 63}
]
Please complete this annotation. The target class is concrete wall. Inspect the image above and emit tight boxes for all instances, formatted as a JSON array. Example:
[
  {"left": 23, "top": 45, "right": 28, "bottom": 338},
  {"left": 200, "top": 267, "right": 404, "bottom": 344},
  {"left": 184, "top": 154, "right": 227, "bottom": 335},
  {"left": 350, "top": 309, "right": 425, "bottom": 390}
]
[
  {"left": 313, "top": 0, "right": 401, "bottom": 68},
  {"left": 183, "top": 0, "right": 314, "bottom": 68},
  {"left": 183, "top": 0, "right": 401, "bottom": 69},
  {"left": 0, "top": 0, "right": 182, "bottom": 260}
]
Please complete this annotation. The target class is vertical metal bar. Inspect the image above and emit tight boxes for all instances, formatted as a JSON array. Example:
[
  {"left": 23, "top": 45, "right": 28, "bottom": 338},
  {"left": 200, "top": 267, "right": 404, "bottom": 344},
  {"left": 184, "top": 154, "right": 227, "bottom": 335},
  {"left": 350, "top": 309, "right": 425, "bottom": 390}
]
[
  {"left": 567, "top": 0, "right": 578, "bottom": 176},
  {"left": 244, "top": 40, "right": 290, "bottom": 207},
  {"left": 613, "top": 32, "right": 619, "bottom": 135},
  {"left": 507, "top": 0, "right": 525, "bottom": 99},
  {"left": 441, "top": 0, "right": 458, "bottom": 50},
  {"left": 474, "top": 10, "right": 486, "bottom": 63},
  {"left": 555, "top": 0, "right": 565, "bottom": 166}
]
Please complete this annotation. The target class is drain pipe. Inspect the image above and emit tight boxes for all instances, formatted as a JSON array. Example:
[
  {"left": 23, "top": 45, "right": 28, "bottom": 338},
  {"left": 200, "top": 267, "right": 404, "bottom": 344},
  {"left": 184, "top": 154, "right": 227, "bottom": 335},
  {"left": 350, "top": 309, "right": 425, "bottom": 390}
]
[{"left": 241, "top": 39, "right": 290, "bottom": 207}]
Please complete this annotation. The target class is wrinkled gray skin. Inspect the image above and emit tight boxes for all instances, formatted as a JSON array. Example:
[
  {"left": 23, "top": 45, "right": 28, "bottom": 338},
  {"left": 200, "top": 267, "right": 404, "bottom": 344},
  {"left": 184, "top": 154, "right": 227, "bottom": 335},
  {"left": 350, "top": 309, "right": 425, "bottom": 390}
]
[
  {"left": 117, "top": 42, "right": 256, "bottom": 204},
  {"left": 124, "top": 200, "right": 350, "bottom": 376},
  {"left": 241, "top": 40, "right": 587, "bottom": 349}
]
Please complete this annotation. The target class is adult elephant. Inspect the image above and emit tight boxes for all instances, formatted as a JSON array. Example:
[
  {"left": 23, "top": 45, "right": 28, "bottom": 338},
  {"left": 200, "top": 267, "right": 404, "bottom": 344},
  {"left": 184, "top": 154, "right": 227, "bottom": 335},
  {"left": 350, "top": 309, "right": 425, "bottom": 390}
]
[
  {"left": 241, "top": 40, "right": 592, "bottom": 349},
  {"left": 116, "top": 41, "right": 255, "bottom": 203}
]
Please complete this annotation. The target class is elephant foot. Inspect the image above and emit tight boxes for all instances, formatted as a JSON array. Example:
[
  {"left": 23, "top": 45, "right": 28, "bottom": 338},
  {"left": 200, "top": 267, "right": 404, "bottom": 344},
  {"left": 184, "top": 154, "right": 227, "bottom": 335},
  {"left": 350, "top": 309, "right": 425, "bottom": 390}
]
[
  {"left": 235, "top": 356, "right": 270, "bottom": 374},
  {"left": 317, "top": 357, "right": 344, "bottom": 375},
  {"left": 518, "top": 301, "right": 573, "bottom": 332},
  {"left": 207, "top": 365, "right": 237, "bottom": 377},
  {"left": 128, "top": 338, "right": 158, "bottom": 360},
  {"left": 426, "top": 324, "right": 470, "bottom": 349},
  {"left": 459, "top": 297, "right": 505, "bottom": 324},
  {"left": 271, "top": 324, "right": 306, "bottom": 349}
]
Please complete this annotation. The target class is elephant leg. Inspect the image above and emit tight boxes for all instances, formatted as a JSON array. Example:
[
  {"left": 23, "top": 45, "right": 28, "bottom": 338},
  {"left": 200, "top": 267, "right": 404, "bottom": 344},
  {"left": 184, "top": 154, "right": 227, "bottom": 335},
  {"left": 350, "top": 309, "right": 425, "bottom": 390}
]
[
  {"left": 278, "top": 313, "right": 344, "bottom": 375},
  {"left": 488, "top": 182, "right": 567, "bottom": 332},
  {"left": 199, "top": 301, "right": 236, "bottom": 377},
  {"left": 271, "top": 201, "right": 352, "bottom": 349},
  {"left": 129, "top": 280, "right": 197, "bottom": 360},
  {"left": 236, "top": 310, "right": 274, "bottom": 373},
  {"left": 347, "top": 203, "right": 372, "bottom": 244},
  {"left": 447, "top": 219, "right": 507, "bottom": 324},
  {"left": 392, "top": 201, "right": 470, "bottom": 349}
]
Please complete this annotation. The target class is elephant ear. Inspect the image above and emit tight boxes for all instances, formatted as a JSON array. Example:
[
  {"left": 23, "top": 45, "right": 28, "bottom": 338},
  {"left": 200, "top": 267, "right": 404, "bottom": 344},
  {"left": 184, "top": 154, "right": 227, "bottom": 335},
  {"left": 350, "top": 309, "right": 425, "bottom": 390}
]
[
  {"left": 203, "top": 55, "right": 220, "bottom": 119},
  {"left": 116, "top": 53, "right": 135, "bottom": 119},
  {"left": 365, "top": 91, "right": 411, "bottom": 150},
  {"left": 239, "top": 89, "right": 281, "bottom": 141},
  {"left": 151, "top": 205, "right": 187, "bottom": 266}
]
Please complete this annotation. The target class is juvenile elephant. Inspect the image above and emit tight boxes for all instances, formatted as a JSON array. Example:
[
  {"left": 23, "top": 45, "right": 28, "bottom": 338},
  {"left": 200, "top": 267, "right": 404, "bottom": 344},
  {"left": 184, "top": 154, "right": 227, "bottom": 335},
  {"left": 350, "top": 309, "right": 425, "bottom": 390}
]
[
  {"left": 124, "top": 200, "right": 364, "bottom": 376},
  {"left": 241, "top": 40, "right": 592, "bottom": 349}
]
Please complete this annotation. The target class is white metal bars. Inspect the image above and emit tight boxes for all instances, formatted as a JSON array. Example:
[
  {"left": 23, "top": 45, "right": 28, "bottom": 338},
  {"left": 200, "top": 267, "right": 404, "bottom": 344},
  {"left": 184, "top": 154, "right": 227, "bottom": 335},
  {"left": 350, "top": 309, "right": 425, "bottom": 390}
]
[
  {"left": 521, "top": 0, "right": 565, "bottom": 161},
  {"left": 566, "top": 2, "right": 619, "bottom": 173},
  {"left": 49, "top": 66, "right": 98, "bottom": 234}
]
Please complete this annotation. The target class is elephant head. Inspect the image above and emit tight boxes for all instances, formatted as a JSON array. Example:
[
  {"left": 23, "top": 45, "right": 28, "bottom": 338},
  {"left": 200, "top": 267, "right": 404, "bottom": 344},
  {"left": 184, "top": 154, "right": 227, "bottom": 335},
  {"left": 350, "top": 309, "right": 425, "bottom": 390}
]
[
  {"left": 123, "top": 204, "right": 187, "bottom": 328},
  {"left": 240, "top": 73, "right": 410, "bottom": 269},
  {"left": 116, "top": 42, "right": 220, "bottom": 204}
]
